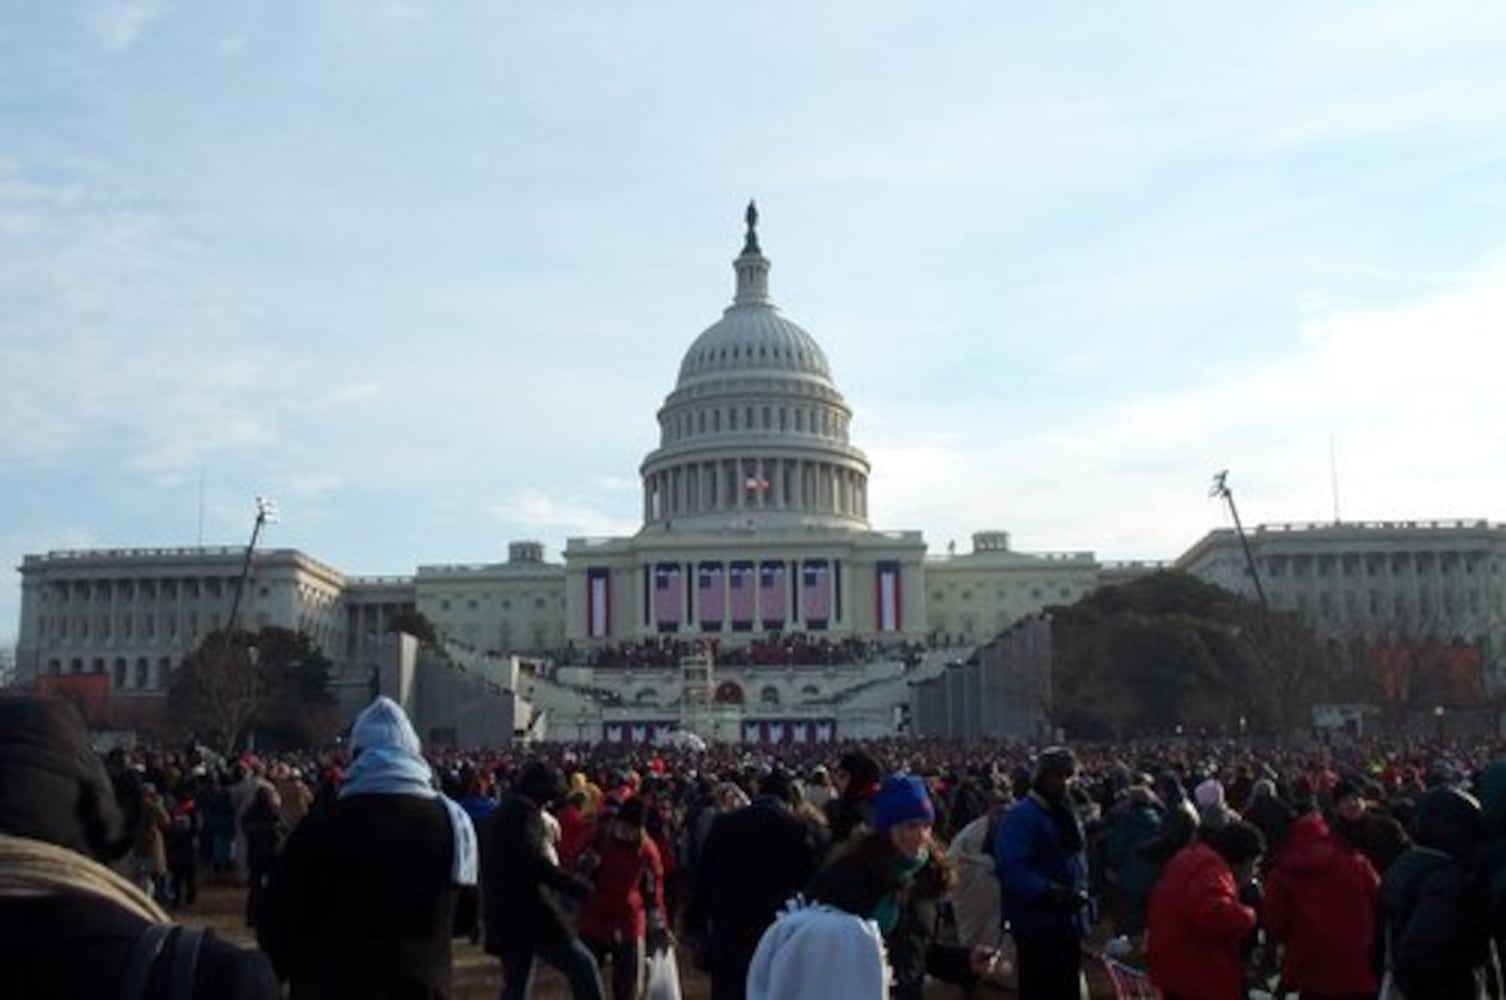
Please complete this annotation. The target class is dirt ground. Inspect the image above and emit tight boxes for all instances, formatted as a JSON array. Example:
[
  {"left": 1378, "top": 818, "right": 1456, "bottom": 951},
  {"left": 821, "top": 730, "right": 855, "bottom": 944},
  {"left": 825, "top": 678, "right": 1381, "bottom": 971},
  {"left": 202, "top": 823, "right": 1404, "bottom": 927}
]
[{"left": 181, "top": 884, "right": 1116, "bottom": 998}]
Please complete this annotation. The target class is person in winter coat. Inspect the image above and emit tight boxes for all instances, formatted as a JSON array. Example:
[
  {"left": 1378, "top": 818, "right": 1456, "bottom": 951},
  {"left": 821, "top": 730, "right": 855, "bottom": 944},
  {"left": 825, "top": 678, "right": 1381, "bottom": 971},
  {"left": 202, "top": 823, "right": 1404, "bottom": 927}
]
[
  {"left": 946, "top": 788, "right": 1011, "bottom": 951},
  {"left": 995, "top": 747, "right": 1091, "bottom": 999},
  {"left": 807, "top": 774, "right": 993, "bottom": 1000},
  {"left": 576, "top": 797, "right": 668, "bottom": 1000},
  {"left": 132, "top": 783, "right": 170, "bottom": 901},
  {"left": 686, "top": 770, "right": 823, "bottom": 1000},
  {"left": 825, "top": 750, "right": 883, "bottom": 846},
  {"left": 1102, "top": 784, "right": 1163, "bottom": 937},
  {"left": 1473, "top": 760, "right": 1506, "bottom": 996},
  {"left": 1329, "top": 777, "right": 1409, "bottom": 876},
  {"left": 556, "top": 790, "right": 595, "bottom": 870},
  {"left": 1262, "top": 809, "right": 1379, "bottom": 998},
  {"left": 164, "top": 792, "right": 201, "bottom": 910},
  {"left": 484, "top": 760, "right": 604, "bottom": 1000},
  {"left": 1146, "top": 821, "right": 1264, "bottom": 1000},
  {"left": 1375, "top": 785, "right": 1489, "bottom": 1000},
  {"left": 257, "top": 696, "right": 479, "bottom": 999},
  {"left": 240, "top": 783, "right": 284, "bottom": 928},
  {"left": 1138, "top": 770, "right": 1202, "bottom": 872},
  {"left": 0, "top": 695, "right": 279, "bottom": 998},
  {"left": 1242, "top": 778, "right": 1296, "bottom": 871}
]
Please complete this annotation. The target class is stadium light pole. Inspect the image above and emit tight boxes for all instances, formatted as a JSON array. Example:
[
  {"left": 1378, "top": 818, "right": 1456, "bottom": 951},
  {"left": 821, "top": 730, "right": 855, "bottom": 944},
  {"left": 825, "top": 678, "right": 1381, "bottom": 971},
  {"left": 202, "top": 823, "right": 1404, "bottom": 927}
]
[
  {"left": 223, "top": 496, "right": 276, "bottom": 751},
  {"left": 224, "top": 496, "right": 278, "bottom": 639},
  {"left": 1209, "top": 471, "right": 1269, "bottom": 613}
]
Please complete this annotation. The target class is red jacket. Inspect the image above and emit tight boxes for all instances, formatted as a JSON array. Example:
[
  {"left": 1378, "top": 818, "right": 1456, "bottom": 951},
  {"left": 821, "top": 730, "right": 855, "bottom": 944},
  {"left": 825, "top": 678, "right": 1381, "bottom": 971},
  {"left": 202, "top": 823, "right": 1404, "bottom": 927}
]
[
  {"left": 556, "top": 803, "right": 593, "bottom": 869},
  {"left": 1263, "top": 814, "right": 1379, "bottom": 995},
  {"left": 576, "top": 830, "right": 664, "bottom": 942},
  {"left": 1147, "top": 842, "right": 1257, "bottom": 1000}
]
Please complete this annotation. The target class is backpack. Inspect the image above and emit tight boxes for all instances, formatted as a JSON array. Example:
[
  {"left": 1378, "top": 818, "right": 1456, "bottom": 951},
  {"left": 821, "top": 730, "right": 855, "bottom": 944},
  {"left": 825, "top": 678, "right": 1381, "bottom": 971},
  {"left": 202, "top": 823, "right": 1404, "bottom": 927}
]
[{"left": 118, "top": 923, "right": 205, "bottom": 1000}]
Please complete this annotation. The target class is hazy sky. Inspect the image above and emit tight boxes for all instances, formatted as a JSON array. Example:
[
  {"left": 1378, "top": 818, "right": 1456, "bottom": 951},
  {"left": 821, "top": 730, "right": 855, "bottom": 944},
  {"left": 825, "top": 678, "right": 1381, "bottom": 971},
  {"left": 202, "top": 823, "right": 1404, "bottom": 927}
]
[{"left": 5, "top": 2, "right": 1506, "bottom": 644}]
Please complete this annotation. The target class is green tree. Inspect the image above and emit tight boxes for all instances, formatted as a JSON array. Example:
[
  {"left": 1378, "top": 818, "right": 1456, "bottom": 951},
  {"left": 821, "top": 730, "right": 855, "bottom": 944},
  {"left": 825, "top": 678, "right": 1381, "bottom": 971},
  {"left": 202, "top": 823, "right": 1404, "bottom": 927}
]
[{"left": 1049, "top": 571, "right": 1327, "bottom": 739}]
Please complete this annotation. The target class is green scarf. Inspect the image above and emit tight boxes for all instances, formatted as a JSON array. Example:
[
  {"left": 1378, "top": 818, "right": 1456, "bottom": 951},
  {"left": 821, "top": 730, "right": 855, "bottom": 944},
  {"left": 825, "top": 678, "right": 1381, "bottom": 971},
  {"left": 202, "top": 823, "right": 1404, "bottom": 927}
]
[{"left": 872, "top": 847, "right": 929, "bottom": 934}]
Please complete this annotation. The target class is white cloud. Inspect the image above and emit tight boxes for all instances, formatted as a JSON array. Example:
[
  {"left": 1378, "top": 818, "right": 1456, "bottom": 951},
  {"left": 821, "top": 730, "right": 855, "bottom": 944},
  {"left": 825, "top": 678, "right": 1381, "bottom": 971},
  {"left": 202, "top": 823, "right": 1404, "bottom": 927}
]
[
  {"left": 865, "top": 255, "right": 1506, "bottom": 560},
  {"left": 488, "top": 489, "right": 640, "bottom": 542},
  {"left": 84, "top": 0, "right": 172, "bottom": 52}
]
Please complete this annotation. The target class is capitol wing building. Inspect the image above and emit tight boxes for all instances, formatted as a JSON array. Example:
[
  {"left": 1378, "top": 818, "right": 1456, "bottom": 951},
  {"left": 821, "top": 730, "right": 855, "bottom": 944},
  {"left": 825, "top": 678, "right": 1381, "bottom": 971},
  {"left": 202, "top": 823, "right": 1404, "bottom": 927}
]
[{"left": 15, "top": 205, "right": 1506, "bottom": 743}]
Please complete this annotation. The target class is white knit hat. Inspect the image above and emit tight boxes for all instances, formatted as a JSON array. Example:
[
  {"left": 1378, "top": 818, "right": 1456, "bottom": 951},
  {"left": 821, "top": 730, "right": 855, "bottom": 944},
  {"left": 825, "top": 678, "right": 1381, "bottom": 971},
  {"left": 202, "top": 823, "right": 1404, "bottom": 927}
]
[
  {"left": 349, "top": 696, "right": 421, "bottom": 756},
  {"left": 747, "top": 902, "right": 889, "bottom": 1000}
]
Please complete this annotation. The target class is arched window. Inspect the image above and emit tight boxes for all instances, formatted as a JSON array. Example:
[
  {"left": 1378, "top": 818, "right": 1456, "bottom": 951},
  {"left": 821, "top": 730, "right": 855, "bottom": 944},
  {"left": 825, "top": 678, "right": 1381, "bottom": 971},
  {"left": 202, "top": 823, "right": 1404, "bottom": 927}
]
[
  {"left": 113, "top": 659, "right": 128, "bottom": 690},
  {"left": 760, "top": 686, "right": 781, "bottom": 705},
  {"left": 134, "top": 657, "right": 149, "bottom": 689}
]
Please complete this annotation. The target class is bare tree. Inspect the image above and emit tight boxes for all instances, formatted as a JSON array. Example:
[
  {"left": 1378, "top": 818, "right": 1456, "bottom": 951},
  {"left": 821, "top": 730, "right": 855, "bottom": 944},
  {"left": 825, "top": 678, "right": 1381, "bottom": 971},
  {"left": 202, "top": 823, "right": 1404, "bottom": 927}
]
[{"left": 166, "top": 629, "right": 259, "bottom": 752}]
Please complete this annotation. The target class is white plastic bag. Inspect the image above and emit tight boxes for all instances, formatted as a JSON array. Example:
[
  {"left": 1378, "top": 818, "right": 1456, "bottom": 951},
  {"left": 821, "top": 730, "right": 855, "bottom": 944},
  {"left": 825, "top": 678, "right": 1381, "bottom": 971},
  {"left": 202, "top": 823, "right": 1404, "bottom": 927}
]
[{"left": 645, "top": 945, "right": 683, "bottom": 1000}]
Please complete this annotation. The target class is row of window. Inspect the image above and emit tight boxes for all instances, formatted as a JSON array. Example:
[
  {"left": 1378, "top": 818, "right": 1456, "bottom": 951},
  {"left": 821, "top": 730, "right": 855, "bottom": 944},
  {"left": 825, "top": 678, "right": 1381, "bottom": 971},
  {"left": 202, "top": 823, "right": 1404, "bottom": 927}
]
[
  {"left": 428, "top": 595, "right": 559, "bottom": 613},
  {"left": 663, "top": 403, "right": 848, "bottom": 442},
  {"left": 44, "top": 656, "right": 173, "bottom": 691},
  {"left": 1262, "top": 554, "right": 1503, "bottom": 577},
  {"left": 1292, "top": 588, "right": 1490, "bottom": 617},
  {"left": 929, "top": 584, "right": 1077, "bottom": 603}
]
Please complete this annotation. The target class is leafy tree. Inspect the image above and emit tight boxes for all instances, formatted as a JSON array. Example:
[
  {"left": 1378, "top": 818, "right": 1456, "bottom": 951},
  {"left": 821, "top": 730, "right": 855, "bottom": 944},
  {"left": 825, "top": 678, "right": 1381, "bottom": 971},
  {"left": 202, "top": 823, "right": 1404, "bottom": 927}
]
[
  {"left": 1048, "top": 570, "right": 1328, "bottom": 739},
  {"left": 167, "top": 626, "right": 337, "bottom": 751}
]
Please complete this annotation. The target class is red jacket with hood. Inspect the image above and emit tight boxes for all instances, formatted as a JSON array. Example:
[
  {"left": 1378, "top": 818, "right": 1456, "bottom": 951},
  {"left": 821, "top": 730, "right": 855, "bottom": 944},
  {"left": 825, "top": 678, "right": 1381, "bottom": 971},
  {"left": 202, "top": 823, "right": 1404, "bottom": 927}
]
[
  {"left": 1263, "top": 813, "right": 1379, "bottom": 996},
  {"left": 1147, "top": 842, "right": 1257, "bottom": 1000}
]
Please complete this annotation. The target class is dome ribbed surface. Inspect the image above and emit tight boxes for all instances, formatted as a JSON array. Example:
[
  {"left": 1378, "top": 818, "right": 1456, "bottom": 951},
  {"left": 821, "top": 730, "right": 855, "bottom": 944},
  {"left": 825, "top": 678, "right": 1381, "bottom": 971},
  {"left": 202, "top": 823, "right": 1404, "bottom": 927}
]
[{"left": 675, "top": 304, "right": 832, "bottom": 387}]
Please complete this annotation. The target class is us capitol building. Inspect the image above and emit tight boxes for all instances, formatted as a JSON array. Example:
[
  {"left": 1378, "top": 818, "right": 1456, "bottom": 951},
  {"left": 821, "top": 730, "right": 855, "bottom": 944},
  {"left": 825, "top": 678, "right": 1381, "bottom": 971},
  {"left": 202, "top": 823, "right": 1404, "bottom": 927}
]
[{"left": 15, "top": 206, "right": 1506, "bottom": 742}]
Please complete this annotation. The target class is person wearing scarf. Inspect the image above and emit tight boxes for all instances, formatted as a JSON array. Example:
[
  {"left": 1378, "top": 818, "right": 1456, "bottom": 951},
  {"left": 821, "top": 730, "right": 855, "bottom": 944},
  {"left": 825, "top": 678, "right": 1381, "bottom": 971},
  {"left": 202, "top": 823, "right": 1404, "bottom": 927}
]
[
  {"left": 0, "top": 695, "right": 278, "bottom": 997},
  {"left": 995, "top": 746, "right": 1090, "bottom": 999},
  {"left": 825, "top": 750, "right": 884, "bottom": 847},
  {"left": 806, "top": 774, "right": 993, "bottom": 999},
  {"left": 257, "top": 696, "right": 478, "bottom": 999}
]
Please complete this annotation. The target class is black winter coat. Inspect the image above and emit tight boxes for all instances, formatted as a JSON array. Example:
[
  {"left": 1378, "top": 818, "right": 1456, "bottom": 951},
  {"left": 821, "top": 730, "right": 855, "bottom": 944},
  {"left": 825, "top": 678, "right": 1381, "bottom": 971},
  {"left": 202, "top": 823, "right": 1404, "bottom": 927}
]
[
  {"left": 1376, "top": 845, "right": 1488, "bottom": 999},
  {"left": 686, "top": 799, "right": 822, "bottom": 996},
  {"left": 257, "top": 794, "right": 461, "bottom": 999},
  {"left": 0, "top": 892, "right": 278, "bottom": 999},
  {"left": 481, "top": 792, "right": 592, "bottom": 956},
  {"left": 805, "top": 835, "right": 975, "bottom": 1000}
]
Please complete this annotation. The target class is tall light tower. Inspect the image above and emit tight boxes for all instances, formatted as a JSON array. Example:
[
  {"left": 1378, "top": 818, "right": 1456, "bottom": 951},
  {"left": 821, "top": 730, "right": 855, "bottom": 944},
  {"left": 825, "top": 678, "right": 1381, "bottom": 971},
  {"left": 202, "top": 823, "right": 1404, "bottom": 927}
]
[
  {"left": 224, "top": 496, "right": 278, "bottom": 638},
  {"left": 1209, "top": 471, "right": 1268, "bottom": 613}
]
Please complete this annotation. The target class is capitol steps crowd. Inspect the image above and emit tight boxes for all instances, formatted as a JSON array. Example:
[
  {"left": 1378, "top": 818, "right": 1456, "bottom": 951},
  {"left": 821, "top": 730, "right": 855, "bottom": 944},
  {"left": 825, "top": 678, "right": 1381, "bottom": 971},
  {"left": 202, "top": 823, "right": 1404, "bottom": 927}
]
[{"left": 6, "top": 690, "right": 1506, "bottom": 997}]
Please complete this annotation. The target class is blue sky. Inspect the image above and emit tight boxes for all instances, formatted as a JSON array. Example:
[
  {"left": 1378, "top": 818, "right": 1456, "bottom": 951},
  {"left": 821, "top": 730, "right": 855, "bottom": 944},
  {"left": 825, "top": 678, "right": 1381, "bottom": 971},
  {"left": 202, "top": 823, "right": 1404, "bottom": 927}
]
[{"left": 5, "top": 1, "right": 1506, "bottom": 645}]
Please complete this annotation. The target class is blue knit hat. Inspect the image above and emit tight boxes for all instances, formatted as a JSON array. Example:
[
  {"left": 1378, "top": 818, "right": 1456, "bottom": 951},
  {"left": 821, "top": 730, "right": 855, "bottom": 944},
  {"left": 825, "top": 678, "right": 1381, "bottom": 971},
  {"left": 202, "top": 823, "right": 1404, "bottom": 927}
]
[{"left": 872, "top": 774, "right": 934, "bottom": 832}]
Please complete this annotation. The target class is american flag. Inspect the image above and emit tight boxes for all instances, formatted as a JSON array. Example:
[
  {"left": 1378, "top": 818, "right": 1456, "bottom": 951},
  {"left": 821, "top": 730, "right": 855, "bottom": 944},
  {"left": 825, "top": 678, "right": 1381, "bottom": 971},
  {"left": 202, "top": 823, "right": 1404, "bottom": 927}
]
[
  {"left": 728, "top": 562, "right": 755, "bottom": 625},
  {"left": 698, "top": 563, "right": 725, "bottom": 626},
  {"left": 760, "top": 562, "right": 786, "bottom": 626},
  {"left": 653, "top": 564, "right": 681, "bottom": 626},
  {"left": 802, "top": 560, "right": 831, "bottom": 622}
]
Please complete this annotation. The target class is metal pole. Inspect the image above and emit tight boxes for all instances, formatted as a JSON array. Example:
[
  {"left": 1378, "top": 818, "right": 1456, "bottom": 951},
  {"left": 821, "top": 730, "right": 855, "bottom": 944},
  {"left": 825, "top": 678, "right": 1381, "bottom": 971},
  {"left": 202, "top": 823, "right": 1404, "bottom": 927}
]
[
  {"left": 223, "top": 497, "right": 276, "bottom": 640},
  {"left": 1210, "top": 472, "right": 1269, "bottom": 613}
]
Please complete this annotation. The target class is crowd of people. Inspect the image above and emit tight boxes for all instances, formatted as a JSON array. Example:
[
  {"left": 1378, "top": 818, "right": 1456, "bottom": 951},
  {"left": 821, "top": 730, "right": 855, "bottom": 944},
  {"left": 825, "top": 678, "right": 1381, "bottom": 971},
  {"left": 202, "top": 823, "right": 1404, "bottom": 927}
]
[
  {"left": 572, "top": 635, "right": 933, "bottom": 672},
  {"left": 5, "top": 690, "right": 1506, "bottom": 998}
]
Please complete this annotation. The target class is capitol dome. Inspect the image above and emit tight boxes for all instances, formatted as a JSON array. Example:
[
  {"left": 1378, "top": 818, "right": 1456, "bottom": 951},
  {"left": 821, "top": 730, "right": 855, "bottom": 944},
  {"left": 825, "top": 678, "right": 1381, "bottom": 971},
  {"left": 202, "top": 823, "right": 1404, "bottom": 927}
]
[
  {"left": 639, "top": 203, "right": 870, "bottom": 532},
  {"left": 675, "top": 294, "right": 833, "bottom": 388}
]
